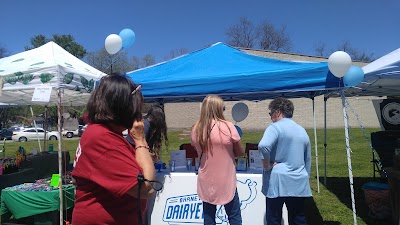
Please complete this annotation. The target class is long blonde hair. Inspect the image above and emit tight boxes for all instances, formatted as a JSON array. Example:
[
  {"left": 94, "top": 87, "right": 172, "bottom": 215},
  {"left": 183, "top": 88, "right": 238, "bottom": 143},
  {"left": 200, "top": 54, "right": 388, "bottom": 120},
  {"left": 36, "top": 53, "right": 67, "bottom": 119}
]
[{"left": 194, "top": 95, "right": 229, "bottom": 154}]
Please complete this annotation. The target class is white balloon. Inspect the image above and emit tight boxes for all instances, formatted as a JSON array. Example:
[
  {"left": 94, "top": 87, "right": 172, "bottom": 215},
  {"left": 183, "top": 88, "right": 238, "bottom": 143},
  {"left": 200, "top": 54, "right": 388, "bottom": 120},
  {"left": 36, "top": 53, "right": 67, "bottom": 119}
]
[
  {"left": 328, "top": 51, "right": 352, "bottom": 78},
  {"left": 105, "top": 34, "right": 122, "bottom": 55},
  {"left": 232, "top": 102, "right": 249, "bottom": 122}
]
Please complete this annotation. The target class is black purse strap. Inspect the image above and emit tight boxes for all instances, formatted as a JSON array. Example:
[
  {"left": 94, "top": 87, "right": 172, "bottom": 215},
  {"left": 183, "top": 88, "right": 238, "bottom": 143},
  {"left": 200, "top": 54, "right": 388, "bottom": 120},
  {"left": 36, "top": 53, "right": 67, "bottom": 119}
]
[{"left": 137, "top": 172, "right": 163, "bottom": 225}]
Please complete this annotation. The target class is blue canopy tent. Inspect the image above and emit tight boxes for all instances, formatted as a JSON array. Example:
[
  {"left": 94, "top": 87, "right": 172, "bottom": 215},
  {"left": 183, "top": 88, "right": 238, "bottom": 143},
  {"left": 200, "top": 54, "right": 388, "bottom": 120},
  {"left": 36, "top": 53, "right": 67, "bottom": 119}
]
[
  {"left": 125, "top": 42, "right": 343, "bottom": 103},
  {"left": 126, "top": 42, "right": 371, "bottom": 224},
  {"left": 126, "top": 43, "right": 400, "bottom": 225}
]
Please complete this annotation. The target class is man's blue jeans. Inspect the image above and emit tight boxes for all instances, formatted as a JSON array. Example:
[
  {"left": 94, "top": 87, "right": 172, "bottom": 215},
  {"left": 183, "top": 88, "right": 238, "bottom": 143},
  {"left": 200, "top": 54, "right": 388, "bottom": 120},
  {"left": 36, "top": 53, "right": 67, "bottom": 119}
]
[
  {"left": 203, "top": 189, "right": 242, "bottom": 225},
  {"left": 266, "top": 197, "right": 308, "bottom": 225}
]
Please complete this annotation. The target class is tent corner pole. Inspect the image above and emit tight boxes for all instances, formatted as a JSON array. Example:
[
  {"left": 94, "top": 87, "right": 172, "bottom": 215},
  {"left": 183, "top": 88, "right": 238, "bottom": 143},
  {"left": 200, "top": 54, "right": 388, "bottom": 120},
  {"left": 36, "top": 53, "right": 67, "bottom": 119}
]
[
  {"left": 324, "top": 96, "right": 327, "bottom": 186},
  {"left": 340, "top": 90, "right": 357, "bottom": 225},
  {"left": 44, "top": 105, "right": 48, "bottom": 152},
  {"left": 30, "top": 106, "right": 42, "bottom": 152},
  {"left": 312, "top": 97, "right": 320, "bottom": 193},
  {"left": 57, "top": 89, "right": 64, "bottom": 225}
]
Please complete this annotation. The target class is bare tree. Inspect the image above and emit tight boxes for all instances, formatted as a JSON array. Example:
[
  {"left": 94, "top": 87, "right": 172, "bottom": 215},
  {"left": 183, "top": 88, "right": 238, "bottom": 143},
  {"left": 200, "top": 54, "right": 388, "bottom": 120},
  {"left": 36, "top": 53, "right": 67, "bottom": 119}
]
[
  {"left": 314, "top": 42, "right": 327, "bottom": 57},
  {"left": 86, "top": 49, "right": 112, "bottom": 73},
  {"left": 0, "top": 43, "right": 10, "bottom": 59},
  {"left": 336, "top": 40, "right": 374, "bottom": 62},
  {"left": 131, "top": 56, "right": 142, "bottom": 70},
  {"left": 225, "top": 17, "right": 292, "bottom": 52},
  {"left": 313, "top": 40, "right": 374, "bottom": 62},
  {"left": 257, "top": 21, "right": 292, "bottom": 52},
  {"left": 225, "top": 17, "right": 257, "bottom": 48},
  {"left": 142, "top": 54, "right": 156, "bottom": 67},
  {"left": 336, "top": 40, "right": 353, "bottom": 53},
  {"left": 129, "top": 54, "right": 157, "bottom": 70},
  {"left": 351, "top": 51, "right": 374, "bottom": 62},
  {"left": 164, "top": 48, "right": 189, "bottom": 61},
  {"left": 85, "top": 48, "right": 135, "bottom": 74}
]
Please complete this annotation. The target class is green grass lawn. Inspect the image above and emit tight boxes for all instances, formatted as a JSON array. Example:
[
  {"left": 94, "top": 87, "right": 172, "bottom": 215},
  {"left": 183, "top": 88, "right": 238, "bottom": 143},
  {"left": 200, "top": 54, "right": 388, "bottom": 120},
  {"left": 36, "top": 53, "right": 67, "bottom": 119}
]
[{"left": 3, "top": 127, "right": 392, "bottom": 225}]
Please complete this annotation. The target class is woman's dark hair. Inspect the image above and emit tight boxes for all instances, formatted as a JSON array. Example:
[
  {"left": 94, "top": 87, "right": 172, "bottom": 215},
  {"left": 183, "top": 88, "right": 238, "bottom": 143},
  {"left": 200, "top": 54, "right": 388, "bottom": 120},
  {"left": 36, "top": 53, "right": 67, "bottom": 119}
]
[
  {"left": 269, "top": 97, "right": 294, "bottom": 118},
  {"left": 145, "top": 104, "right": 169, "bottom": 161},
  {"left": 86, "top": 74, "right": 143, "bottom": 128}
]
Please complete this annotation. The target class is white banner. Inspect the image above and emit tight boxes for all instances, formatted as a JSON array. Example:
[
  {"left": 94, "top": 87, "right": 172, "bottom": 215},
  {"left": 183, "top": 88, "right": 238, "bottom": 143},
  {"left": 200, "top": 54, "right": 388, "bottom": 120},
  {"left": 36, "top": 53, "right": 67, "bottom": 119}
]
[{"left": 147, "top": 169, "right": 288, "bottom": 225}]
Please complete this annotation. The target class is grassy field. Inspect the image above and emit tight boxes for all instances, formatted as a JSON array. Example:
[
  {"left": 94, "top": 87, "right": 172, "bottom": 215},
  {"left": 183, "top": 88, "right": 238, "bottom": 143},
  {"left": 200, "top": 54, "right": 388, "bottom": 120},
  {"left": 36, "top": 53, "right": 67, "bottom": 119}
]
[{"left": 3, "top": 127, "right": 393, "bottom": 225}]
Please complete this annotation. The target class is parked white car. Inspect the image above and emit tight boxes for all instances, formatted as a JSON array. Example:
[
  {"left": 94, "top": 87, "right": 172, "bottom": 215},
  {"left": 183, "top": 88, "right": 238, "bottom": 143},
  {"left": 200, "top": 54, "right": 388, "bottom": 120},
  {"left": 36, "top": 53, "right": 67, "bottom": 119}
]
[
  {"left": 62, "top": 129, "right": 79, "bottom": 138},
  {"left": 12, "top": 128, "right": 60, "bottom": 142},
  {"left": 77, "top": 124, "right": 87, "bottom": 137}
]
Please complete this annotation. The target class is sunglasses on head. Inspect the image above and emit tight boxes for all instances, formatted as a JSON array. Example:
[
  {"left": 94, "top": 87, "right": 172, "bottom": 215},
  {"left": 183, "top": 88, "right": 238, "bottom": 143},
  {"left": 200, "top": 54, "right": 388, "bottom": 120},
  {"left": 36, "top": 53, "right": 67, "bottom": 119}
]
[{"left": 131, "top": 84, "right": 142, "bottom": 95}]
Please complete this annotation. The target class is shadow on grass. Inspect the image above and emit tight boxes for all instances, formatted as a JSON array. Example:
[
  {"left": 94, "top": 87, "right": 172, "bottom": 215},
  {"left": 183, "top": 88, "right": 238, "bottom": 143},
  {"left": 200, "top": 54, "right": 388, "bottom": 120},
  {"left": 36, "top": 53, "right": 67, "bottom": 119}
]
[
  {"left": 305, "top": 196, "right": 341, "bottom": 225},
  {"left": 322, "top": 177, "right": 392, "bottom": 225}
]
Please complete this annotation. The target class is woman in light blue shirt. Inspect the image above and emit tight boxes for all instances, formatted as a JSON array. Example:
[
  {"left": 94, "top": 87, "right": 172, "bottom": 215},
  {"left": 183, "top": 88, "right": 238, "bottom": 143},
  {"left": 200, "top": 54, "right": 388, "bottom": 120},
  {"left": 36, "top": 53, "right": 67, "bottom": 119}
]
[{"left": 258, "top": 97, "right": 312, "bottom": 225}]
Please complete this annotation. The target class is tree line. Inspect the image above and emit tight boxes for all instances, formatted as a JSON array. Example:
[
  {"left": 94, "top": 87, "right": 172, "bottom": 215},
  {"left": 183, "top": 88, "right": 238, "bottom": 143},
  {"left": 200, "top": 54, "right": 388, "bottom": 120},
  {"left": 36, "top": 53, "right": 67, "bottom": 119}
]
[
  {"left": 225, "top": 17, "right": 374, "bottom": 62},
  {"left": 0, "top": 17, "right": 375, "bottom": 128},
  {"left": 1, "top": 17, "right": 375, "bottom": 69}
]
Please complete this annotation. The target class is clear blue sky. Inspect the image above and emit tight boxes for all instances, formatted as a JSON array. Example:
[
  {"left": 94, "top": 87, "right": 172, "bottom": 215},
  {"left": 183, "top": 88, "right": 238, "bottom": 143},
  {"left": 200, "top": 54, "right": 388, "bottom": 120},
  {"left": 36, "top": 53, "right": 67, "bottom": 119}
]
[{"left": 1, "top": 0, "right": 399, "bottom": 63}]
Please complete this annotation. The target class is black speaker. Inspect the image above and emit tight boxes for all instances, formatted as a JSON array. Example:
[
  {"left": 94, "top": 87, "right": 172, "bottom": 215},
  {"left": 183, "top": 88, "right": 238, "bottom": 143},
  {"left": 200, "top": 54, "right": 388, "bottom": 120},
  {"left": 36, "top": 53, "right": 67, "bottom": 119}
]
[
  {"left": 379, "top": 100, "right": 400, "bottom": 131},
  {"left": 371, "top": 131, "right": 400, "bottom": 167}
]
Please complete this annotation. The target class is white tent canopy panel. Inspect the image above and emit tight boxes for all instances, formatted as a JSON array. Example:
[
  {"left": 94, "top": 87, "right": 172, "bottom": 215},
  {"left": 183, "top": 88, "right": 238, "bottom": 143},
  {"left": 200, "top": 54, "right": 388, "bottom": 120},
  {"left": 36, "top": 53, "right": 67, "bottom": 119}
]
[{"left": 0, "top": 41, "right": 106, "bottom": 105}]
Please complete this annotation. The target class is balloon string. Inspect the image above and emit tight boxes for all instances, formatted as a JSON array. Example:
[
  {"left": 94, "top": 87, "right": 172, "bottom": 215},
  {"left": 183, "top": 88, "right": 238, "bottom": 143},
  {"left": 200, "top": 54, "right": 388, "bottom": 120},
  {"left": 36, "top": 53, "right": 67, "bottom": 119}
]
[{"left": 340, "top": 91, "right": 358, "bottom": 225}]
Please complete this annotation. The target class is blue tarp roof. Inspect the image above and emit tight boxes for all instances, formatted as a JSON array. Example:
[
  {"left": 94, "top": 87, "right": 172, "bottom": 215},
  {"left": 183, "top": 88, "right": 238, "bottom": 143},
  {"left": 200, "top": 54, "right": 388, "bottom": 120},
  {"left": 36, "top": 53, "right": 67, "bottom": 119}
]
[{"left": 126, "top": 42, "right": 344, "bottom": 103}]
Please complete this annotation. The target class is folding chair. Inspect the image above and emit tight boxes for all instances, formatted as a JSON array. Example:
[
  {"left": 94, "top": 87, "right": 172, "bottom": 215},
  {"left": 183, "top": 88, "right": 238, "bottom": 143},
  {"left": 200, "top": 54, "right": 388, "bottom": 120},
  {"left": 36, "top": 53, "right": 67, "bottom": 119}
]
[
  {"left": 370, "top": 131, "right": 400, "bottom": 180},
  {"left": 180, "top": 143, "right": 198, "bottom": 166}
]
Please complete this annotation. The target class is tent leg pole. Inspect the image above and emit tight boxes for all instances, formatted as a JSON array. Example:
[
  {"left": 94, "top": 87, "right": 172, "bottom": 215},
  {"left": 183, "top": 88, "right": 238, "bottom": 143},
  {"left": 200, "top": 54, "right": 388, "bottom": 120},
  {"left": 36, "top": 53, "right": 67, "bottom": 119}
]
[
  {"left": 312, "top": 98, "right": 320, "bottom": 193},
  {"left": 44, "top": 106, "right": 48, "bottom": 152},
  {"left": 30, "top": 106, "right": 42, "bottom": 152},
  {"left": 340, "top": 90, "right": 357, "bottom": 225},
  {"left": 324, "top": 96, "right": 327, "bottom": 186},
  {"left": 57, "top": 89, "right": 64, "bottom": 225}
]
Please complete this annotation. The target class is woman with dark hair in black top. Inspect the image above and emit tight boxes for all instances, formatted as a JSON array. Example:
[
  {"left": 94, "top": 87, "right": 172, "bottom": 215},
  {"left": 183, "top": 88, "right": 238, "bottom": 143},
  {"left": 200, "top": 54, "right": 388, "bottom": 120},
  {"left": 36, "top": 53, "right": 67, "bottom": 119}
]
[{"left": 127, "top": 104, "right": 169, "bottom": 162}]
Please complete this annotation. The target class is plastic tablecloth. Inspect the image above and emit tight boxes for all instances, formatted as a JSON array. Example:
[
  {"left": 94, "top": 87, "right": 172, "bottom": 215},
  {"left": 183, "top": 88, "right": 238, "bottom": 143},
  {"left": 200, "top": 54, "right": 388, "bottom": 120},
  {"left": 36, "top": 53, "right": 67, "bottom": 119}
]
[{"left": 1, "top": 183, "right": 75, "bottom": 219}]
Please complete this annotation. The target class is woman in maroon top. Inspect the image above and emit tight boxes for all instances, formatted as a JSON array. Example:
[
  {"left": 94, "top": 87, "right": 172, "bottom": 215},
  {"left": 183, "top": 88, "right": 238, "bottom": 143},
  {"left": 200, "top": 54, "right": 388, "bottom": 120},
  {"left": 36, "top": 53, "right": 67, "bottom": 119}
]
[{"left": 72, "top": 74, "right": 155, "bottom": 225}]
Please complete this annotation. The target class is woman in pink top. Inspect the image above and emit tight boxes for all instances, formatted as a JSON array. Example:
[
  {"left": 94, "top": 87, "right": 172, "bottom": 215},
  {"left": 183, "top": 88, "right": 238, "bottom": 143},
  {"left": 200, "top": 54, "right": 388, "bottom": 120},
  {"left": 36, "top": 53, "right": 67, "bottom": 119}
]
[{"left": 191, "top": 95, "right": 245, "bottom": 225}]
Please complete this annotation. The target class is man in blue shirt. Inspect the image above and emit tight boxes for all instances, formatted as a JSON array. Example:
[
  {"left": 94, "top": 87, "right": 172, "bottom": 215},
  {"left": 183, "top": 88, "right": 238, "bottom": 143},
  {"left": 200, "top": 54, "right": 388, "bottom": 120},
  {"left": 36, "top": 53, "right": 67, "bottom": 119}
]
[{"left": 258, "top": 97, "right": 312, "bottom": 225}]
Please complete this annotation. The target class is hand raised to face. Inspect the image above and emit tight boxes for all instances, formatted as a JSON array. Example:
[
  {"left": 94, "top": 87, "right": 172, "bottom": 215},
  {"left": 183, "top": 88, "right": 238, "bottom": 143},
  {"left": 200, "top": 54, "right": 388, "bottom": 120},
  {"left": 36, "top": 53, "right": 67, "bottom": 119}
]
[{"left": 129, "top": 120, "right": 147, "bottom": 147}]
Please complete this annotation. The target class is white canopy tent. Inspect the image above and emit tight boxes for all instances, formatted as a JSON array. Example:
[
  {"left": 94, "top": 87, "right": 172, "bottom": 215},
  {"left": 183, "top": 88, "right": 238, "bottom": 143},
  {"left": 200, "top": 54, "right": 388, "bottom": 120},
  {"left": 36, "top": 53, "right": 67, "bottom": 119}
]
[
  {"left": 0, "top": 41, "right": 106, "bottom": 105},
  {"left": 0, "top": 41, "right": 106, "bottom": 224}
]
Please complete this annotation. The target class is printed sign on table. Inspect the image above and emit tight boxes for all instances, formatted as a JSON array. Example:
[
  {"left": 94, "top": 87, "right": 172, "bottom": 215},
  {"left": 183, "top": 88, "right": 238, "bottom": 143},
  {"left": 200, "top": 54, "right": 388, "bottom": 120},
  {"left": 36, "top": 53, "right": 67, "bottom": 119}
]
[
  {"left": 248, "top": 150, "right": 263, "bottom": 171},
  {"left": 170, "top": 150, "right": 187, "bottom": 169}
]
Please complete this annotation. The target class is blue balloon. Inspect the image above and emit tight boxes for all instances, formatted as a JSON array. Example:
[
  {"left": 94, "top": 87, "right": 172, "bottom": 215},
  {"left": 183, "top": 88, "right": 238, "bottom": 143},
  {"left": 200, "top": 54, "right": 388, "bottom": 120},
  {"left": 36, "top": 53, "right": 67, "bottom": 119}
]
[
  {"left": 343, "top": 66, "right": 365, "bottom": 87},
  {"left": 119, "top": 28, "right": 136, "bottom": 49},
  {"left": 235, "top": 125, "right": 243, "bottom": 137}
]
